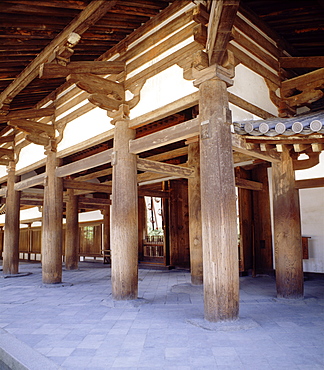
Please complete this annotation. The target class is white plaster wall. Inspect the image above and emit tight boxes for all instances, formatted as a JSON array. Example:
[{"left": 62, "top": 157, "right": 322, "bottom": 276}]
[
  {"left": 130, "top": 65, "right": 198, "bottom": 119},
  {"left": 296, "top": 152, "right": 324, "bottom": 273},
  {"left": 229, "top": 64, "right": 278, "bottom": 116}
]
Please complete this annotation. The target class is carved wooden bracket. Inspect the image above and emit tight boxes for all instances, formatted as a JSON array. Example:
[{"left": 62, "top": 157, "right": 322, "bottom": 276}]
[{"left": 281, "top": 68, "right": 324, "bottom": 110}]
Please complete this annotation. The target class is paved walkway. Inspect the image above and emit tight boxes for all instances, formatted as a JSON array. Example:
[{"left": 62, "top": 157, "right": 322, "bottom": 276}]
[{"left": 0, "top": 261, "right": 323, "bottom": 369}]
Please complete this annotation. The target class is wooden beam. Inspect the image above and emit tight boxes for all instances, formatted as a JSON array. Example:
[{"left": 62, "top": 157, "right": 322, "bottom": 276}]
[
  {"left": 56, "top": 148, "right": 113, "bottom": 178},
  {"left": 14, "top": 173, "right": 45, "bottom": 191},
  {"left": 67, "top": 73, "right": 124, "bottom": 100},
  {"left": 280, "top": 57, "right": 324, "bottom": 69},
  {"left": 207, "top": 0, "right": 240, "bottom": 65},
  {"left": 0, "top": 135, "right": 15, "bottom": 144},
  {"left": 235, "top": 177, "right": 263, "bottom": 191},
  {"left": 78, "top": 196, "right": 111, "bottom": 205},
  {"left": 137, "top": 158, "right": 194, "bottom": 178},
  {"left": 129, "top": 118, "right": 199, "bottom": 154},
  {"left": 232, "top": 134, "right": 281, "bottom": 163},
  {"left": 293, "top": 153, "right": 320, "bottom": 171},
  {"left": 228, "top": 93, "right": 275, "bottom": 120},
  {"left": 39, "top": 61, "right": 125, "bottom": 79},
  {"left": 0, "top": 108, "right": 55, "bottom": 124},
  {"left": 0, "top": 0, "right": 117, "bottom": 109},
  {"left": 295, "top": 177, "right": 324, "bottom": 189},
  {"left": 0, "top": 148, "right": 14, "bottom": 160},
  {"left": 281, "top": 68, "right": 324, "bottom": 97},
  {"left": 129, "top": 92, "right": 199, "bottom": 129},
  {"left": 8, "top": 119, "right": 55, "bottom": 137},
  {"left": 64, "top": 179, "right": 112, "bottom": 193}
]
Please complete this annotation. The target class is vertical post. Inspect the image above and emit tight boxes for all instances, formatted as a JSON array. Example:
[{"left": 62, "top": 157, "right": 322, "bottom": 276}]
[
  {"left": 3, "top": 161, "right": 21, "bottom": 275},
  {"left": 197, "top": 76, "right": 239, "bottom": 321},
  {"left": 65, "top": 188, "right": 79, "bottom": 270},
  {"left": 110, "top": 105, "right": 138, "bottom": 300},
  {"left": 102, "top": 205, "right": 110, "bottom": 263},
  {"left": 42, "top": 141, "right": 63, "bottom": 284},
  {"left": 187, "top": 140, "right": 203, "bottom": 285},
  {"left": 272, "top": 145, "right": 303, "bottom": 298}
]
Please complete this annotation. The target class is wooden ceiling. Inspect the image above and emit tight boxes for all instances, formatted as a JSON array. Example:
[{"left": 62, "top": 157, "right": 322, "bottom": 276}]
[{"left": 0, "top": 0, "right": 323, "bottom": 129}]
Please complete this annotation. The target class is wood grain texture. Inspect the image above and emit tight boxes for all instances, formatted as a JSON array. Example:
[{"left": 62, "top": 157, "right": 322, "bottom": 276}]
[
  {"left": 65, "top": 189, "right": 79, "bottom": 270},
  {"left": 272, "top": 146, "right": 303, "bottom": 298},
  {"left": 2, "top": 163, "right": 20, "bottom": 274},
  {"left": 199, "top": 77, "right": 239, "bottom": 322},
  {"left": 41, "top": 148, "right": 63, "bottom": 284},
  {"left": 111, "top": 115, "right": 138, "bottom": 300},
  {"left": 188, "top": 141, "right": 203, "bottom": 285}
]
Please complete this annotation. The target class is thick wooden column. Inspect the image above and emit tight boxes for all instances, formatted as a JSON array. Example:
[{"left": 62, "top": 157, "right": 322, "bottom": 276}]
[
  {"left": 65, "top": 188, "right": 79, "bottom": 270},
  {"left": 272, "top": 146, "right": 303, "bottom": 298},
  {"left": 3, "top": 161, "right": 21, "bottom": 275},
  {"left": 111, "top": 105, "right": 138, "bottom": 300},
  {"left": 188, "top": 140, "right": 203, "bottom": 285},
  {"left": 198, "top": 76, "right": 239, "bottom": 321},
  {"left": 42, "top": 142, "right": 63, "bottom": 284}
]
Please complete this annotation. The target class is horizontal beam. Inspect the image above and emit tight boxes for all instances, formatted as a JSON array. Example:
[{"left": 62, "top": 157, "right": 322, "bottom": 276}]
[
  {"left": 232, "top": 134, "right": 281, "bottom": 163},
  {"left": 39, "top": 61, "right": 125, "bottom": 78},
  {"left": 78, "top": 196, "right": 111, "bottom": 205},
  {"left": 280, "top": 56, "right": 324, "bottom": 69},
  {"left": 137, "top": 158, "right": 194, "bottom": 179},
  {"left": 64, "top": 179, "right": 112, "bottom": 193},
  {"left": 235, "top": 177, "right": 263, "bottom": 191},
  {"left": 129, "top": 117, "right": 199, "bottom": 154},
  {"left": 295, "top": 177, "right": 324, "bottom": 189},
  {"left": 15, "top": 173, "right": 45, "bottom": 192},
  {"left": 0, "top": 108, "right": 55, "bottom": 124},
  {"left": 56, "top": 148, "right": 113, "bottom": 177}
]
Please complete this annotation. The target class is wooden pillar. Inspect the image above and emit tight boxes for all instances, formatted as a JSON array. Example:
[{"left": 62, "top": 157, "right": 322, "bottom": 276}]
[
  {"left": 3, "top": 161, "right": 21, "bottom": 275},
  {"left": 42, "top": 141, "right": 63, "bottom": 284},
  {"left": 65, "top": 188, "right": 79, "bottom": 270},
  {"left": 102, "top": 205, "right": 110, "bottom": 262},
  {"left": 110, "top": 105, "right": 138, "bottom": 300},
  {"left": 197, "top": 76, "right": 239, "bottom": 321},
  {"left": 188, "top": 140, "right": 203, "bottom": 285},
  {"left": 272, "top": 145, "right": 303, "bottom": 298}
]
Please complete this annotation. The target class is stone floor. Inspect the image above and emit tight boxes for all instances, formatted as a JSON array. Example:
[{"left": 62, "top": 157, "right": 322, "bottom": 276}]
[{"left": 0, "top": 261, "right": 323, "bottom": 369}]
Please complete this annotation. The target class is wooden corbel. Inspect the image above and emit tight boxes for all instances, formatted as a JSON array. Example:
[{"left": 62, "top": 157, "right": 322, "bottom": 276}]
[
  {"left": 8, "top": 119, "right": 55, "bottom": 138},
  {"left": 293, "top": 152, "right": 320, "bottom": 171}
]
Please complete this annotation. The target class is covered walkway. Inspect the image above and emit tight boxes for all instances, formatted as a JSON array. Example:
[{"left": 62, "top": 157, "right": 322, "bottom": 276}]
[{"left": 1, "top": 262, "right": 323, "bottom": 369}]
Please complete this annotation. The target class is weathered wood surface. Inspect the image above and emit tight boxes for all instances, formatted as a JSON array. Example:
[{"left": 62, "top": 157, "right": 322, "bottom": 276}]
[
  {"left": 187, "top": 141, "right": 203, "bottom": 285},
  {"left": 0, "top": 0, "right": 118, "bottom": 109},
  {"left": 137, "top": 158, "right": 194, "bottom": 179},
  {"left": 199, "top": 77, "right": 239, "bottom": 322},
  {"left": 252, "top": 164, "right": 273, "bottom": 275},
  {"left": 111, "top": 109, "right": 138, "bottom": 300},
  {"left": 56, "top": 148, "right": 113, "bottom": 178},
  {"left": 295, "top": 177, "right": 324, "bottom": 189},
  {"left": 0, "top": 108, "right": 55, "bottom": 123},
  {"left": 207, "top": 0, "right": 240, "bottom": 65},
  {"left": 14, "top": 173, "right": 45, "bottom": 191},
  {"left": 2, "top": 163, "right": 20, "bottom": 275},
  {"left": 63, "top": 179, "right": 112, "bottom": 193},
  {"left": 40, "top": 61, "right": 125, "bottom": 78},
  {"left": 169, "top": 179, "right": 190, "bottom": 269},
  {"left": 280, "top": 56, "right": 324, "bottom": 69},
  {"left": 235, "top": 177, "right": 263, "bottom": 191},
  {"left": 65, "top": 189, "right": 79, "bottom": 270},
  {"left": 8, "top": 119, "right": 55, "bottom": 137},
  {"left": 42, "top": 147, "right": 63, "bottom": 284},
  {"left": 129, "top": 118, "right": 199, "bottom": 154},
  {"left": 272, "top": 145, "right": 303, "bottom": 298}
]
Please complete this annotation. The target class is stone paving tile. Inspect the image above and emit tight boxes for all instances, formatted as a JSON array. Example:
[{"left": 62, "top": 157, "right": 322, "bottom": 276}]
[{"left": 1, "top": 261, "right": 324, "bottom": 369}]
